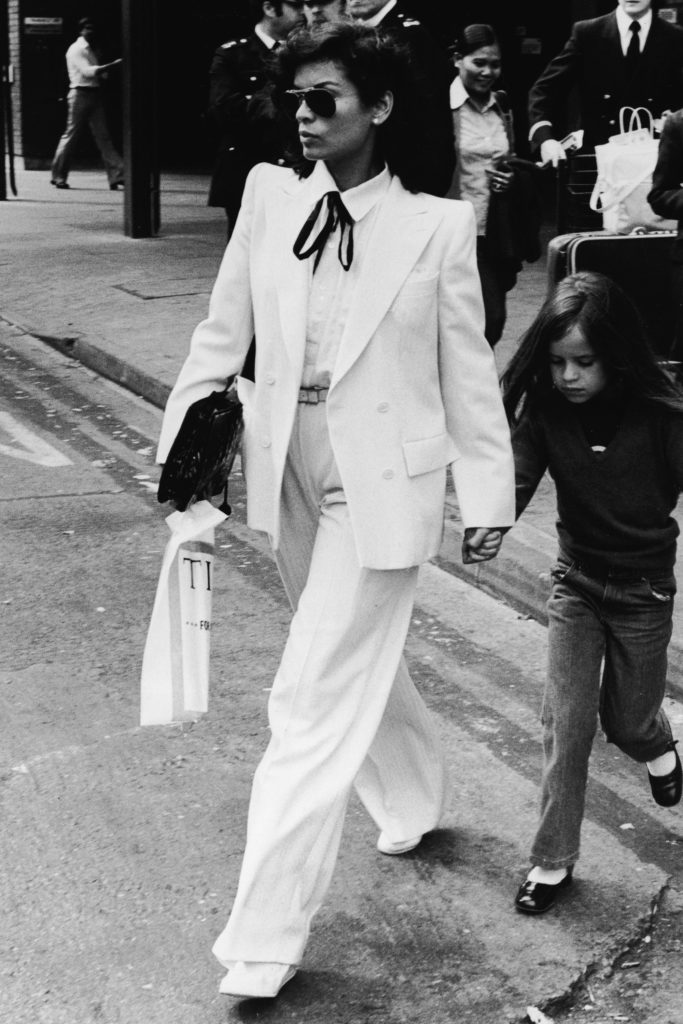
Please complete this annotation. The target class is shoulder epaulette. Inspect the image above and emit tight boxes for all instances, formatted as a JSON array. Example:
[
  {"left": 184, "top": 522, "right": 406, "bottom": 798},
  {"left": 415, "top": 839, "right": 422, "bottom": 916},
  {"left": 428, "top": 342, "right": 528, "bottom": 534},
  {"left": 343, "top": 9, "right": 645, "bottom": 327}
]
[
  {"left": 221, "top": 37, "right": 247, "bottom": 49},
  {"left": 399, "top": 15, "right": 421, "bottom": 27}
]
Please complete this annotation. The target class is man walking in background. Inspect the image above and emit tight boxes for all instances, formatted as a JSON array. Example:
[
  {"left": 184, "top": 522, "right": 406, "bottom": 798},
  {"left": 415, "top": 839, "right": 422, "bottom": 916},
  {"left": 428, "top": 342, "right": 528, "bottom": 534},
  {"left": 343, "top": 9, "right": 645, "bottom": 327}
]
[{"left": 50, "top": 18, "right": 123, "bottom": 191}]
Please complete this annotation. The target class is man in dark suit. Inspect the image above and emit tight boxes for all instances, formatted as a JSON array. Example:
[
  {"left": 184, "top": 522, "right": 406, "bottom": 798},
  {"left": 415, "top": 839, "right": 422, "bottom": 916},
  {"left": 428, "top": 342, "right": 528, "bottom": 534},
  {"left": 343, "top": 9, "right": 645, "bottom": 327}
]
[
  {"left": 347, "top": 0, "right": 455, "bottom": 196},
  {"left": 528, "top": 0, "right": 683, "bottom": 166},
  {"left": 207, "top": 0, "right": 305, "bottom": 232}
]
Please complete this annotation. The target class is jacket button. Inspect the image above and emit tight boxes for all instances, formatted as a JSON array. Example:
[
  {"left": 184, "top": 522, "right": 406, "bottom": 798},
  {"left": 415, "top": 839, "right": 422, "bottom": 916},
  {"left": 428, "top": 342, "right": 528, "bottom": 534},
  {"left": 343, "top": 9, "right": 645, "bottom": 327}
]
[
  {"left": 604, "top": 93, "right": 610, "bottom": 99},
  {"left": 265, "top": 375, "right": 275, "bottom": 385},
  {"left": 262, "top": 438, "right": 271, "bottom": 448},
  {"left": 382, "top": 469, "right": 394, "bottom": 480},
  {"left": 377, "top": 402, "right": 389, "bottom": 413}
]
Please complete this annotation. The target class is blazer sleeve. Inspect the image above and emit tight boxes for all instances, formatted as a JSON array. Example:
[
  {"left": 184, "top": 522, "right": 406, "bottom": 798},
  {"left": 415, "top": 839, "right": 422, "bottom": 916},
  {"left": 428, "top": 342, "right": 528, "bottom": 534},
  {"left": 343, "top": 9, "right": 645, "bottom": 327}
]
[
  {"left": 648, "top": 112, "right": 683, "bottom": 221},
  {"left": 528, "top": 25, "right": 582, "bottom": 147},
  {"left": 437, "top": 202, "right": 515, "bottom": 528},
  {"left": 157, "top": 165, "right": 259, "bottom": 462}
]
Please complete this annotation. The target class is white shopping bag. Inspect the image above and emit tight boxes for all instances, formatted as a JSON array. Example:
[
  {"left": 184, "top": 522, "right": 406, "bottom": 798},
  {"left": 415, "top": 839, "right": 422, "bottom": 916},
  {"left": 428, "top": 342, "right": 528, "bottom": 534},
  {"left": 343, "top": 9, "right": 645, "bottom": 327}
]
[
  {"left": 140, "top": 500, "right": 228, "bottom": 726},
  {"left": 590, "top": 107, "right": 677, "bottom": 233}
]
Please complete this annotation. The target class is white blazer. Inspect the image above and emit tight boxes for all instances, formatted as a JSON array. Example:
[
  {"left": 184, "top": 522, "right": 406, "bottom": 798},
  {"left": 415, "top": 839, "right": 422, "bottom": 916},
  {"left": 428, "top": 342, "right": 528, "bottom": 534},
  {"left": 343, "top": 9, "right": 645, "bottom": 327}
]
[{"left": 158, "top": 162, "right": 515, "bottom": 570}]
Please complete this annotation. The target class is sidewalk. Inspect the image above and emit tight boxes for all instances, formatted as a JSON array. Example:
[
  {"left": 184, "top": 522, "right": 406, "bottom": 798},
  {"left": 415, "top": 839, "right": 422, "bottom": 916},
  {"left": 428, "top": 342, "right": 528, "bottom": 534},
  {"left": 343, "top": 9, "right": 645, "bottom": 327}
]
[{"left": 3, "top": 167, "right": 683, "bottom": 696}]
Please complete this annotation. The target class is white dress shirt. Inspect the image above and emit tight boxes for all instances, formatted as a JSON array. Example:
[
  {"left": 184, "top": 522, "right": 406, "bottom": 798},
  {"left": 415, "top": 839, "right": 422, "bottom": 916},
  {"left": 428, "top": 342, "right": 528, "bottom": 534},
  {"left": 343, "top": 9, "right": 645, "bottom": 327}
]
[
  {"left": 254, "top": 24, "right": 279, "bottom": 49},
  {"left": 615, "top": 5, "right": 652, "bottom": 54},
  {"left": 448, "top": 76, "right": 509, "bottom": 235},
  {"left": 300, "top": 161, "right": 392, "bottom": 388},
  {"left": 65, "top": 35, "right": 102, "bottom": 88}
]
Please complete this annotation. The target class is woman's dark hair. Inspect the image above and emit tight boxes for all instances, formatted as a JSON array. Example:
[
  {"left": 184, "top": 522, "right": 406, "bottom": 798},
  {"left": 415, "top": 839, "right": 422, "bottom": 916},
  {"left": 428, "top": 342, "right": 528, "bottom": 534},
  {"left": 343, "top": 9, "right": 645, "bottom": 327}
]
[
  {"left": 453, "top": 23, "right": 500, "bottom": 57},
  {"left": 501, "top": 271, "right": 683, "bottom": 425},
  {"left": 272, "top": 22, "right": 434, "bottom": 193}
]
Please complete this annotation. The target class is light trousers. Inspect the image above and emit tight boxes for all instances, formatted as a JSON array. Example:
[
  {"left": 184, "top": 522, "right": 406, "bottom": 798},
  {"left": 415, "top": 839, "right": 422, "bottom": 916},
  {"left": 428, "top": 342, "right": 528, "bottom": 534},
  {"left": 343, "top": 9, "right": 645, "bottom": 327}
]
[
  {"left": 212, "top": 404, "right": 447, "bottom": 967},
  {"left": 51, "top": 88, "right": 123, "bottom": 186}
]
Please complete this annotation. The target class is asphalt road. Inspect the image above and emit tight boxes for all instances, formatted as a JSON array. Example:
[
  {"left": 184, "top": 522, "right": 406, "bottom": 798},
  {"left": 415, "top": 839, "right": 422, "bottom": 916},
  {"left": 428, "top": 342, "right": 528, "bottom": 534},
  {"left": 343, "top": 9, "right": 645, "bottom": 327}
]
[{"left": 1, "top": 326, "right": 683, "bottom": 1024}]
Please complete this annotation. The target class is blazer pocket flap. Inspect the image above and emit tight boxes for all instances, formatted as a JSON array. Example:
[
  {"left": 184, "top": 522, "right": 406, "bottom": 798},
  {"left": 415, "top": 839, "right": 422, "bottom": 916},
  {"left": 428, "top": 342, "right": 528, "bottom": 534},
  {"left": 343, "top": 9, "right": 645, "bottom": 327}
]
[{"left": 402, "top": 433, "right": 459, "bottom": 477}]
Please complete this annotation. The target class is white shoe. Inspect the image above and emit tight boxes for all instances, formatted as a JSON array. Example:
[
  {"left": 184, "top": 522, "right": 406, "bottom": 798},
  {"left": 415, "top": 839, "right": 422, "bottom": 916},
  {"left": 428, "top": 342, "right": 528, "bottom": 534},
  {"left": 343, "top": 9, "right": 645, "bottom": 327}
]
[
  {"left": 218, "top": 961, "right": 297, "bottom": 998},
  {"left": 377, "top": 832, "right": 422, "bottom": 855}
]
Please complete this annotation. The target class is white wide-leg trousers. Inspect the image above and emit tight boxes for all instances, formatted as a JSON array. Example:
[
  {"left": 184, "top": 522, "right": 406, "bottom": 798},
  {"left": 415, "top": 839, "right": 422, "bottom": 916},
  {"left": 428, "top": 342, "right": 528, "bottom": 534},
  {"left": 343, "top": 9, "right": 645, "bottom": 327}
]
[{"left": 212, "top": 405, "right": 447, "bottom": 967}]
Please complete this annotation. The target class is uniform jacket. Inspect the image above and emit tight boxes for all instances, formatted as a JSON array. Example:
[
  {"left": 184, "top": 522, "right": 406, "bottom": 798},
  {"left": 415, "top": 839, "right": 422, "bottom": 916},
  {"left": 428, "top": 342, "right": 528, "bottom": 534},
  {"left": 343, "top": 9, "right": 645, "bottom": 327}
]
[
  {"left": 528, "top": 12, "right": 683, "bottom": 150},
  {"left": 158, "top": 163, "right": 515, "bottom": 570},
  {"left": 374, "top": 7, "right": 455, "bottom": 197},
  {"left": 206, "top": 33, "right": 292, "bottom": 216},
  {"left": 648, "top": 109, "right": 683, "bottom": 261}
]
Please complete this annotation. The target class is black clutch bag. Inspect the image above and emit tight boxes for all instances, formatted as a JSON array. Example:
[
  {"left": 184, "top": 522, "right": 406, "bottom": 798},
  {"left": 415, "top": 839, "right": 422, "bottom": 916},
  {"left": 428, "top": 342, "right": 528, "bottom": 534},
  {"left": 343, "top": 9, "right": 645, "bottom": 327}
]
[{"left": 157, "top": 385, "right": 244, "bottom": 514}]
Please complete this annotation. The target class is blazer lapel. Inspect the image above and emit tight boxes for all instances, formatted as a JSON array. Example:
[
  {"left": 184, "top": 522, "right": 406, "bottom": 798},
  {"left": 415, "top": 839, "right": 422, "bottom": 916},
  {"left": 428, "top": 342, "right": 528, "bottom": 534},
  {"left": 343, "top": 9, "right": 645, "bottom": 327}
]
[
  {"left": 269, "top": 175, "right": 313, "bottom": 375},
  {"left": 331, "top": 178, "right": 441, "bottom": 386}
]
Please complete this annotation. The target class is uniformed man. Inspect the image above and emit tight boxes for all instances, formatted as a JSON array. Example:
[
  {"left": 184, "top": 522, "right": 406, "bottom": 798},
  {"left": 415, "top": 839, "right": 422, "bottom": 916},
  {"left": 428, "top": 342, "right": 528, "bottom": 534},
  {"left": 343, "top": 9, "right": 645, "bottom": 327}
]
[
  {"left": 207, "top": 0, "right": 305, "bottom": 233},
  {"left": 347, "top": 0, "right": 455, "bottom": 196}
]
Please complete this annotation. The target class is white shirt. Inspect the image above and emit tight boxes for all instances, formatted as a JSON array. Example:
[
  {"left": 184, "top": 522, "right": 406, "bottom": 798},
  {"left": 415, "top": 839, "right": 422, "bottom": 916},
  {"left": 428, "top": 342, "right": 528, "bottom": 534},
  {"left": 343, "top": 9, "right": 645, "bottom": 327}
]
[
  {"left": 448, "top": 77, "right": 509, "bottom": 234},
  {"left": 362, "top": 0, "right": 397, "bottom": 28},
  {"left": 254, "top": 24, "right": 278, "bottom": 49},
  {"left": 65, "top": 35, "right": 101, "bottom": 88},
  {"left": 615, "top": 5, "right": 652, "bottom": 55},
  {"left": 300, "top": 161, "right": 392, "bottom": 388}
]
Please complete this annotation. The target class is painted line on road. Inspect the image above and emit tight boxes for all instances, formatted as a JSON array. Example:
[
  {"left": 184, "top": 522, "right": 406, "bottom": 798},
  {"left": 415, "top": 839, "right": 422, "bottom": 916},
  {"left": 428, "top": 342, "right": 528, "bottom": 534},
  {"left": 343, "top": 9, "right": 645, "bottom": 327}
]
[{"left": 0, "top": 411, "right": 72, "bottom": 467}]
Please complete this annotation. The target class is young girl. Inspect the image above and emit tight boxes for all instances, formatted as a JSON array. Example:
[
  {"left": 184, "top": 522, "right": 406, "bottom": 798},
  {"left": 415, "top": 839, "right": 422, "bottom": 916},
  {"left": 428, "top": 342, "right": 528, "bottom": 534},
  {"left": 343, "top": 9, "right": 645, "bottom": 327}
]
[{"left": 501, "top": 271, "right": 683, "bottom": 915}]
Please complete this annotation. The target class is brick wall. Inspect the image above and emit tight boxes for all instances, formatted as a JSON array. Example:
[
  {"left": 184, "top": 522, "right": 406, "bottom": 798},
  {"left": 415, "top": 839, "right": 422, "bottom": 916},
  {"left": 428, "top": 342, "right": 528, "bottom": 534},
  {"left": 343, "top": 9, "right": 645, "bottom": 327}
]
[{"left": 8, "top": 0, "right": 21, "bottom": 159}]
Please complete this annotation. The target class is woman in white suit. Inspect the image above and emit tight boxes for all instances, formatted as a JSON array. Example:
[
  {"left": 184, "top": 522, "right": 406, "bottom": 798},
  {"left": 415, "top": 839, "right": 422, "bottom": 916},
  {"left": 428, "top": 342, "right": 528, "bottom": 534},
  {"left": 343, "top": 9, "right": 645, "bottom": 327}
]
[{"left": 158, "top": 22, "right": 515, "bottom": 999}]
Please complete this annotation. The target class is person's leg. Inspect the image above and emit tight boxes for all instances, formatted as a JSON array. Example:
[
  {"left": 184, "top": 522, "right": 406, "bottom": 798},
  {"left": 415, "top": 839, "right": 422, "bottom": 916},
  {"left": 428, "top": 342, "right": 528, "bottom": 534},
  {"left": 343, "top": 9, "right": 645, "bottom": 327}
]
[
  {"left": 353, "top": 656, "right": 447, "bottom": 846},
  {"left": 530, "top": 565, "right": 605, "bottom": 870},
  {"left": 213, "top": 406, "right": 419, "bottom": 969},
  {"left": 50, "top": 90, "right": 86, "bottom": 185},
  {"left": 599, "top": 574, "right": 675, "bottom": 764},
  {"left": 87, "top": 93, "right": 124, "bottom": 186}
]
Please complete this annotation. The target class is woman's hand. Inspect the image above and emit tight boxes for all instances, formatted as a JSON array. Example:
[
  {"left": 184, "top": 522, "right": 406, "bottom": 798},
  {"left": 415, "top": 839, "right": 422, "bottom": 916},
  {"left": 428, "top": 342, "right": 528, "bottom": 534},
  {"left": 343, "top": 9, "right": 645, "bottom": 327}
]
[
  {"left": 486, "top": 167, "right": 514, "bottom": 195},
  {"left": 462, "top": 527, "right": 504, "bottom": 564}
]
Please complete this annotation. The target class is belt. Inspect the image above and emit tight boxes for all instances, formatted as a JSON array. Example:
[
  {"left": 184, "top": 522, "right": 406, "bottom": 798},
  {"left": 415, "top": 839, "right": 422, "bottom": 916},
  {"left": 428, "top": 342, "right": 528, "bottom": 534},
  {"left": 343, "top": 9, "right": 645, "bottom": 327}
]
[{"left": 298, "top": 387, "right": 329, "bottom": 404}]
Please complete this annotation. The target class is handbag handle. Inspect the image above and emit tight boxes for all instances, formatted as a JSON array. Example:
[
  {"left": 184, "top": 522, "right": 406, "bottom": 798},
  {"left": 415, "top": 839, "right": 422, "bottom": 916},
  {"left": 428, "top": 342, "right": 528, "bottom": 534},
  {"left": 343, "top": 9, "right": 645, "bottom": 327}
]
[{"left": 619, "top": 106, "right": 654, "bottom": 138}]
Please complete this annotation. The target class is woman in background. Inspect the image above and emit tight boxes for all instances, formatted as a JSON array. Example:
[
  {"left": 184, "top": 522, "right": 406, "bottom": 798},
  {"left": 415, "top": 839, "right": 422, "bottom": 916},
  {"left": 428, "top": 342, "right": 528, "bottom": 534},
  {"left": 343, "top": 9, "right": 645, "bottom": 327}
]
[{"left": 448, "top": 23, "right": 540, "bottom": 346}]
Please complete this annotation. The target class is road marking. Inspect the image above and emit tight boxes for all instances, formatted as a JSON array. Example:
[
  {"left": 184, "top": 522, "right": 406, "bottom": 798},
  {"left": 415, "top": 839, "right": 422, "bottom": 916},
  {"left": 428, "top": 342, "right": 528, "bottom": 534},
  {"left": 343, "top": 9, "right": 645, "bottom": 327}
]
[{"left": 0, "top": 411, "right": 72, "bottom": 467}]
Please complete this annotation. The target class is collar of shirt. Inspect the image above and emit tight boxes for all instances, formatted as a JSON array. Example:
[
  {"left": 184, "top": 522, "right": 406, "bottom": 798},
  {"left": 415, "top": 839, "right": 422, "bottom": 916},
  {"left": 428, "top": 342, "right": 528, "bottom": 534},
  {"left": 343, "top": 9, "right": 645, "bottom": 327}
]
[
  {"left": 254, "top": 23, "right": 278, "bottom": 49},
  {"left": 449, "top": 74, "right": 499, "bottom": 113},
  {"left": 615, "top": 5, "right": 652, "bottom": 54},
  {"left": 301, "top": 160, "right": 392, "bottom": 223},
  {"left": 362, "top": 0, "right": 397, "bottom": 28}
]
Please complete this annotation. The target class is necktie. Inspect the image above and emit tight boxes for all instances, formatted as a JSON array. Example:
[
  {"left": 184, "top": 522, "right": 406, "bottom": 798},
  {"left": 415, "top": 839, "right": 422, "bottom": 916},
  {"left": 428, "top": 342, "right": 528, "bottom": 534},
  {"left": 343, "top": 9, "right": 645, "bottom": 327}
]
[
  {"left": 293, "top": 191, "right": 355, "bottom": 273},
  {"left": 626, "top": 20, "right": 641, "bottom": 68}
]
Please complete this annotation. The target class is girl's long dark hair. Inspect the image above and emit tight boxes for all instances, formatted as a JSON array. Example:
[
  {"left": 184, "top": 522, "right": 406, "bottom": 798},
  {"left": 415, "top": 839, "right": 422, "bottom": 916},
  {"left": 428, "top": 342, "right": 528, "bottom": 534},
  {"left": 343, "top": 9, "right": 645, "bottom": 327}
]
[
  {"left": 271, "top": 22, "right": 434, "bottom": 193},
  {"left": 501, "top": 271, "right": 683, "bottom": 425}
]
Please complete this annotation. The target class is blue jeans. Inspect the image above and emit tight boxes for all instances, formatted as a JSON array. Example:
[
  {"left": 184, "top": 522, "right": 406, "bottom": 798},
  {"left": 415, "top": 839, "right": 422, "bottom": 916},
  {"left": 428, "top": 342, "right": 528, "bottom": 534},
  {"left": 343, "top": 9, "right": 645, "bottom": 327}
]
[{"left": 531, "top": 560, "right": 675, "bottom": 869}]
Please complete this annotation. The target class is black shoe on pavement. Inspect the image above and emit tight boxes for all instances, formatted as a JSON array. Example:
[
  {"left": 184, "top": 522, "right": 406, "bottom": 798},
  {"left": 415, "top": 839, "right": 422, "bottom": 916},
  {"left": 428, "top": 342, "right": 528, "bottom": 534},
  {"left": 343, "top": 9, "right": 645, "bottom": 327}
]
[
  {"left": 514, "top": 867, "right": 573, "bottom": 915},
  {"left": 109, "top": 182, "right": 123, "bottom": 190},
  {"left": 51, "top": 180, "right": 70, "bottom": 189},
  {"left": 648, "top": 742, "right": 682, "bottom": 807}
]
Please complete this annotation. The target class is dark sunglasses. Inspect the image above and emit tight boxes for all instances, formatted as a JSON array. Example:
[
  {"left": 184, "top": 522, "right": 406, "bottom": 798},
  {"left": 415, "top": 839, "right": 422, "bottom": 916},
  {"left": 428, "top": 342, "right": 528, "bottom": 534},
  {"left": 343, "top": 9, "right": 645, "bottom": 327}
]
[{"left": 281, "top": 87, "right": 337, "bottom": 119}]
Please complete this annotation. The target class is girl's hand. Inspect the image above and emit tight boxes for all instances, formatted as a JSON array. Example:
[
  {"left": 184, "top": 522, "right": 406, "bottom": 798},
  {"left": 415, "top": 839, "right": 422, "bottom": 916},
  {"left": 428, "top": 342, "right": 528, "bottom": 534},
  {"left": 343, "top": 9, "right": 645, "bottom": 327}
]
[
  {"left": 486, "top": 168, "right": 514, "bottom": 194},
  {"left": 462, "top": 527, "right": 504, "bottom": 564}
]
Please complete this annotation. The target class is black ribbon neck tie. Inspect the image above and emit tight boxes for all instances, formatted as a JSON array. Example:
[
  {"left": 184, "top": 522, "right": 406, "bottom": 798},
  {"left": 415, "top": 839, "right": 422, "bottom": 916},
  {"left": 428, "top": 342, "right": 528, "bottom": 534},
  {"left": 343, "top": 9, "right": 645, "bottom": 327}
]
[{"left": 293, "top": 191, "right": 355, "bottom": 273}]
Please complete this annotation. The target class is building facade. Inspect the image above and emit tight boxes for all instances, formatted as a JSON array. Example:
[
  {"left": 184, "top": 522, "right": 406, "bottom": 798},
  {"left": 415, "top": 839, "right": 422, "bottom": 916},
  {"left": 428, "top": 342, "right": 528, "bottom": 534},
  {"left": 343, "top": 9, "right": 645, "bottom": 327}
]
[{"left": 6, "top": 0, "right": 683, "bottom": 171}]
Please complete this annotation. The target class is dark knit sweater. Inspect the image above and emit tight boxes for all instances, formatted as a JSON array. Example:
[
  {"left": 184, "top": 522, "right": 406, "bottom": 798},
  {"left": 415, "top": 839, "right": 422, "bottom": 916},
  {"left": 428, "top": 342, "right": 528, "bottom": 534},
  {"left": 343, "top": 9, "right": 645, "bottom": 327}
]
[{"left": 513, "top": 395, "right": 683, "bottom": 575}]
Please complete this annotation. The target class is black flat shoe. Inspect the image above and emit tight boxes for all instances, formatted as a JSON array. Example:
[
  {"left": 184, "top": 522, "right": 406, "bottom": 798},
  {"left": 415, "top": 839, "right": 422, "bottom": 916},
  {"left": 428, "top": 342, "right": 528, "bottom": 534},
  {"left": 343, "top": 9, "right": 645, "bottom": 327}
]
[
  {"left": 514, "top": 867, "right": 573, "bottom": 915},
  {"left": 109, "top": 182, "right": 123, "bottom": 190},
  {"left": 51, "top": 180, "right": 69, "bottom": 189},
  {"left": 648, "top": 742, "right": 682, "bottom": 807}
]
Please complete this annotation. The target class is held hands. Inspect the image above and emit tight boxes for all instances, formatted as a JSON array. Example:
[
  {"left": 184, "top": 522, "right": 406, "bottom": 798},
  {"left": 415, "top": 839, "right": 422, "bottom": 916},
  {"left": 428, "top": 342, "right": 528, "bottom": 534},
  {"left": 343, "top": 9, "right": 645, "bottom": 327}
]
[
  {"left": 540, "top": 139, "right": 566, "bottom": 167},
  {"left": 462, "top": 527, "right": 505, "bottom": 565}
]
